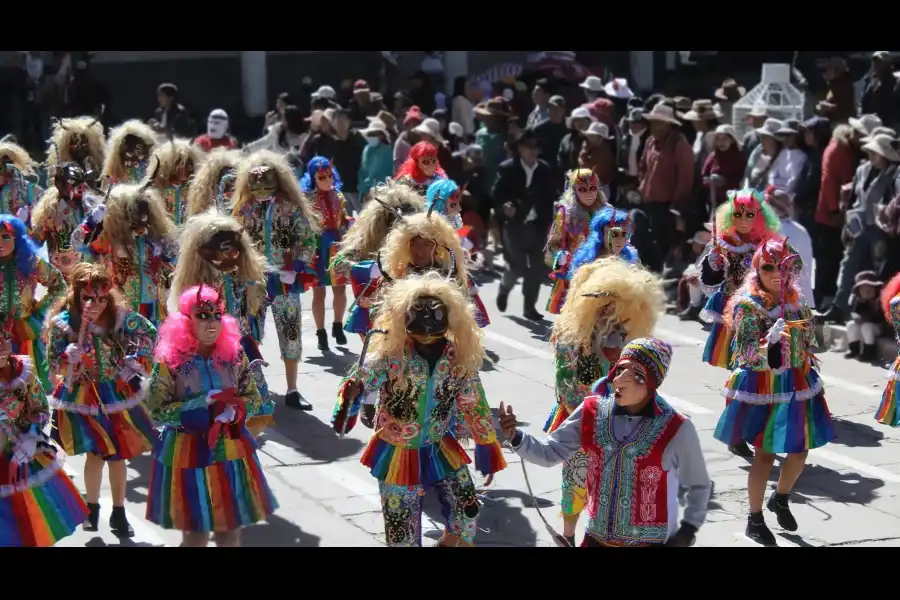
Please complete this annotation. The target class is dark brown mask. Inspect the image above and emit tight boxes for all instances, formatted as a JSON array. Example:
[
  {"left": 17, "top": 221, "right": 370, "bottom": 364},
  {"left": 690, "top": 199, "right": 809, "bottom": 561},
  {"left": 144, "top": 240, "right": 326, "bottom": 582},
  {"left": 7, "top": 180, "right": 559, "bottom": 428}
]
[
  {"left": 120, "top": 134, "right": 150, "bottom": 168},
  {"left": 54, "top": 162, "right": 89, "bottom": 203},
  {"left": 198, "top": 229, "right": 242, "bottom": 272},
  {"left": 405, "top": 294, "right": 448, "bottom": 344}
]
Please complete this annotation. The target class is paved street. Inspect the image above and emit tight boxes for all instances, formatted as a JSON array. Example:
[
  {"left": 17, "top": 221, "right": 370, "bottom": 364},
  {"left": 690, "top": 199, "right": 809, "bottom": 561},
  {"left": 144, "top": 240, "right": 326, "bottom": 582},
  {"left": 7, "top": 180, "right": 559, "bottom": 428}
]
[{"left": 55, "top": 266, "right": 900, "bottom": 548}]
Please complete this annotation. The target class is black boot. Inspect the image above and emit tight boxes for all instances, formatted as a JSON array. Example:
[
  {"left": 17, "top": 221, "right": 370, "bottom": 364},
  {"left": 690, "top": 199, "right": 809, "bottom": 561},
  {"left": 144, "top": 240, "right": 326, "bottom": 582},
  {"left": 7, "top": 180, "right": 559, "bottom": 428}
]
[
  {"left": 766, "top": 492, "right": 798, "bottom": 532},
  {"left": 83, "top": 502, "right": 100, "bottom": 532},
  {"left": 316, "top": 329, "right": 329, "bottom": 352},
  {"left": 844, "top": 341, "right": 861, "bottom": 358},
  {"left": 523, "top": 306, "right": 544, "bottom": 321},
  {"left": 496, "top": 288, "right": 509, "bottom": 312},
  {"left": 332, "top": 322, "right": 347, "bottom": 346},
  {"left": 678, "top": 304, "right": 702, "bottom": 321},
  {"left": 860, "top": 343, "right": 878, "bottom": 362},
  {"left": 729, "top": 441, "right": 754, "bottom": 459},
  {"left": 745, "top": 512, "right": 777, "bottom": 546},
  {"left": 285, "top": 389, "right": 312, "bottom": 411},
  {"left": 109, "top": 506, "right": 135, "bottom": 538}
]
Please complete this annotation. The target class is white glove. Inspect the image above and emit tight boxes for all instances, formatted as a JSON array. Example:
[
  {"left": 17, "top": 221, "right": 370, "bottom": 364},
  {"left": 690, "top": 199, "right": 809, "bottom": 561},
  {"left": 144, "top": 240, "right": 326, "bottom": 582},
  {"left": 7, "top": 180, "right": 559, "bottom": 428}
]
[
  {"left": 461, "top": 236, "right": 474, "bottom": 251},
  {"left": 766, "top": 318, "right": 787, "bottom": 345},
  {"left": 362, "top": 390, "right": 378, "bottom": 406},
  {"left": 557, "top": 251, "right": 570, "bottom": 267},
  {"left": 215, "top": 405, "right": 237, "bottom": 424},
  {"left": 14, "top": 434, "right": 38, "bottom": 464},
  {"left": 15, "top": 206, "right": 28, "bottom": 223},
  {"left": 90, "top": 203, "right": 106, "bottom": 221},
  {"left": 369, "top": 262, "right": 381, "bottom": 279},
  {"left": 64, "top": 343, "right": 84, "bottom": 365},
  {"left": 206, "top": 389, "right": 223, "bottom": 405},
  {"left": 280, "top": 270, "right": 297, "bottom": 284}
]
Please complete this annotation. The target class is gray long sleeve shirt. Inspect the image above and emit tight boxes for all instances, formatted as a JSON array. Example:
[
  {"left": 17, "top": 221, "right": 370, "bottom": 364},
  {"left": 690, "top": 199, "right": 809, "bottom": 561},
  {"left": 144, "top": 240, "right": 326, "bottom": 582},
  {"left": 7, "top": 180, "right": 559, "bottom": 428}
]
[{"left": 510, "top": 400, "right": 711, "bottom": 538}]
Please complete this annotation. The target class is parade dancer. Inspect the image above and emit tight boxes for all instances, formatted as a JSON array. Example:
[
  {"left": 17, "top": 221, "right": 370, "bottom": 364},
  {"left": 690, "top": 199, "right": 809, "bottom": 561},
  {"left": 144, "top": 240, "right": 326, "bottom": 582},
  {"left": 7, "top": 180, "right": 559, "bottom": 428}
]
[
  {"left": 500, "top": 337, "right": 711, "bottom": 547},
  {"left": 544, "top": 169, "right": 607, "bottom": 314},
  {"left": 47, "top": 263, "right": 159, "bottom": 538},
  {"left": 425, "top": 178, "right": 490, "bottom": 328},
  {"left": 186, "top": 148, "right": 240, "bottom": 216},
  {"left": 544, "top": 256, "right": 664, "bottom": 547},
  {"left": 0, "top": 216, "right": 66, "bottom": 392},
  {"left": 713, "top": 237, "right": 836, "bottom": 546},
  {"left": 101, "top": 120, "right": 157, "bottom": 185},
  {"left": 0, "top": 327, "right": 89, "bottom": 547},
  {"left": 31, "top": 162, "right": 95, "bottom": 276},
  {"left": 76, "top": 181, "right": 178, "bottom": 329},
  {"left": 394, "top": 141, "right": 446, "bottom": 196},
  {"left": 232, "top": 150, "right": 320, "bottom": 412},
  {"left": 145, "top": 285, "right": 278, "bottom": 547},
  {"left": 331, "top": 180, "right": 424, "bottom": 340},
  {"left": 875, "top": 273, "right": 900, "bottom": 426},
  {"left": 700, "top": 188, "right": 779, "bottom": 458},
  {"left": 567, "top": 206, "right": 639, "bottom": 275},
  {"left": 46, "top": 116, "right": 106, "bottom": 185},
  {"left": 148, "top": 138, "right": 201, "bottom": 226},
  {"left": 300, "top": 157, "right": 351, "bottom": 352},
  {"left": 332, "top": 272, "right": 507, "bottom": 547},
  {"left": 0, "top": 139, "right": 42, "bottom": 227},
  {"left": 170, "top": 213, "right": 274, "bottom": 437}
]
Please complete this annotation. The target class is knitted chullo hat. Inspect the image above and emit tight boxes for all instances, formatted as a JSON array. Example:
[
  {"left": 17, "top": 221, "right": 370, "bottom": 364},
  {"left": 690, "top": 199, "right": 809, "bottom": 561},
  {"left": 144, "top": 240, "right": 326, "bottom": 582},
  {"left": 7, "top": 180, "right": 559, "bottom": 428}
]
[{"left": 616, "top": 337, "right": 673, "bottom": 390}]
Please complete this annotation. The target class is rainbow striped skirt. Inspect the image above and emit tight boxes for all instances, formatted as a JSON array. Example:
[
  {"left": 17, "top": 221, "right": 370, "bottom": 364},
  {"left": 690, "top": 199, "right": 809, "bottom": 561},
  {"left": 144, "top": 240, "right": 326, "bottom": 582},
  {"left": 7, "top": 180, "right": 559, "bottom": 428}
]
[
  {"left": 701, "top": 290, "right": 734, "bottom": 369},
  {"left": 875, "top": 356, "right": 900, "bottom": 426},
  {"left": 50, "top": 375, "right": 157, "bottom": 461},
  {"left": 10, "top": 314, "right": 50, "bottom": 393},
  {"left": 546, "top": 279, "right": 568, "bottom": 315},
  {"left": 0, "top": 444, "right": 88, "bottom": 546},
  {"left": 714, "top": 366, "right": 836, "bottom": 454},
  {"left": 146, "top": 428, "right": 278, "bottom": 532},
  {"left": 313, "top": 229, "right": 347, "bottom": 288}
]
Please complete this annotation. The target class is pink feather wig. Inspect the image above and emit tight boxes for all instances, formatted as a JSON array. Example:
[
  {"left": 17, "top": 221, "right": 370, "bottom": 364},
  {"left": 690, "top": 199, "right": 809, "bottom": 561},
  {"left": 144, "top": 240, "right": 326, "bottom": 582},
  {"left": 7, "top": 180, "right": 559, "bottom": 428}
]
[
  {"left": 724, "top": 236, "right": 801, "bottom": 328},
  {"left": 714, "top": 188, "right": 781, "bottom": 241},
  {"left": 154, "top": 285, "right": 243, "bottom": 369}
]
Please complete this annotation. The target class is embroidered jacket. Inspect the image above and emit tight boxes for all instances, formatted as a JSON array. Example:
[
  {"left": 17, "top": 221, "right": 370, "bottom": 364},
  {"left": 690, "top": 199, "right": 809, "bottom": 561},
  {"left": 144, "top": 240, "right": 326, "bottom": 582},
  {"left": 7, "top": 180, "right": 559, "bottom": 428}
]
[
  {"left": 195, "top": 270, "right": 265, "bottom": 342},
  {"left": 30, "top": 197, "right": 89, "bottom": 276},
  {"left": 1, "top": 173, "right": 42, "bottom": 227},
  {"left": 731, "top": 294, "right": 816, "bottom": 372},
  {"left": 311, "top": 190, "right": 351, "bottom": 233},
  {"left": 158, "top": 184, "right": 189, "bottom": 226},
  {"left": 544, "top": 202, "right": 595, "bottom": 273},
  {"left": 890, "top": 295, "right": 900, "bottom": 343},
  {"left": 700, "top": 233, "right": 761, "bottom": 300},
  {"left": 234, "top": 195, "right": 317, "bottom": 273},
  {"left": 0, "top": 257, "right": 65, "bottom": 322},
  {"left": 0, "top": 357, "right": 47, "bottom": 454}
]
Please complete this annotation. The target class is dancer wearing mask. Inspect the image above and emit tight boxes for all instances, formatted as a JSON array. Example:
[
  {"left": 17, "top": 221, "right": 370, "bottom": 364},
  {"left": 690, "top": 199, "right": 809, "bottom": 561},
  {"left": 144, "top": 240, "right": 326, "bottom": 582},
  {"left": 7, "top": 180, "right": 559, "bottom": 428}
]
[
  {"left": 0, "top": 216, "right": 66, "bottom": 392},
  {"left": 567, "top": 207, "right": 640, "bottom": 275},
  {"left": 193, "top": 109, "right": 238, "bottom": 153},
  {"left": 544, "top": 257, "right": 664, "bottom": 547},
  {"left": 145, "top": 285, "right": 277, "bottom": 546},
  {"left": 300, "top": 157, "right": 351, "bottom": 352},
  {"left": 231, "top": 150, "right": 320, "bottom": 411},
  {"left": 331, "top": 180, "right": 424, "bottom": 339},
  {"left": 500, "top": 337, "right": 711, "bottom": 547},
  {"left": 45, "top": 116, "right": 105, "bottom": 186},
  {"left": 0, "top": 140, "right": 42, "bottom": 226},
  {"left": 544, "top": 169, "right": 607, "bottom": 314},
  {"left": 47, "top": 263, "right": 158, "bottom": 538},
  {"left": 75, "top": 182, "right": 178, "bottom": 329},
  {"left": 171, "top": 213, "right": 273, "bottom": 437},
  {"left": 700, "top": 188, "right": 779, "bottom": 458},
  {"left": 101, "top": 120, "right": 157, "bottom": 185},
  {"left": 147, "top": 138, "right": 201, "bottom": 226},
  {"left": 713, "top": 238, "right": 835, "bottom": 546},
  {"left": 394, "top": 141, "right": 446, "bottom": 196},
  {"left": 0, "top": 321, "right": 89, "bottom": 547},
  {"left": 186, "top": 148, "right": 240, "bottom": 216},
  {"left": 332, "top": 272, "right": 507, "bottom": 547},
  {"left": 31, "top": 161, "right": 95, "bottom": 276},
  {"left": 875, "top": 273, "right": 900, "bottom": 426}
]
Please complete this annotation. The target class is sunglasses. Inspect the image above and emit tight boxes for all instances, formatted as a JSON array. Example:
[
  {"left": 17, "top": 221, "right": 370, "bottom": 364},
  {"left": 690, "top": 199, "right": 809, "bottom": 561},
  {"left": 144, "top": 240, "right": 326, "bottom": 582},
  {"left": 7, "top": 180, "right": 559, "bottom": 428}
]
[{"left": 732, "top": 210, "right": 756, "bottom": 220}]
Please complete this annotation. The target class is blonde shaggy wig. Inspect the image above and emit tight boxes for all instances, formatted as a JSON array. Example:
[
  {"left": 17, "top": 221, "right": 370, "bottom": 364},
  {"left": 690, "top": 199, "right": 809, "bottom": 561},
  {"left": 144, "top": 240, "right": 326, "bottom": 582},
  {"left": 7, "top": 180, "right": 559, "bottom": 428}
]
[
  {"left": 0, "top": 142, "right": 37, "bottom": 177},
  {"left": 186, "top": 148, "right": 241, "bottom": 217},
  {"left": 334, "top": 179, "right": 425, "bottom": 263},
  {"left": 171, "top": 211, "right": 270, "bottom": 315},
  {"left": 380, "top": 213, "right": 468, "bottom": 288},
  {"left": 102, "top": 120, "right": 157, "bottom": 182},
  {"left": 46, "top": 116, "right": 106, "bottom": 172},
  {"left": 102, "top": 183, "right": 176, "bottom": 251},
  {"left": 31, "top": 187, "right": 65, "bottom": 231},
  {"left": 150, "top": 137, "right": 203, "bottom": 187},
  {"left": 231, "top": 150, "right": 320, "bottom": 233},
  {"left": 369, "top": 271, "right": 484, "bottom": 387},
  {"left": 551, "top": 256, "right": 664, "bottom": 352}
]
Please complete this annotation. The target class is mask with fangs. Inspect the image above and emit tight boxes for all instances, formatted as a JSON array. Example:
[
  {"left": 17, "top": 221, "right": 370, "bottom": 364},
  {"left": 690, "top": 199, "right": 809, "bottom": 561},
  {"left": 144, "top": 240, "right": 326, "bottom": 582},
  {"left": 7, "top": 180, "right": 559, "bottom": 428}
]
[
  {"left": 198, "top": 229, "right": 243, "bottom": 272},
  {"left": 54, "top": 163, "right": 90, "bottom": 204},
  {"left": 405, "top": 294, "right": 448, "bottom": 344}
]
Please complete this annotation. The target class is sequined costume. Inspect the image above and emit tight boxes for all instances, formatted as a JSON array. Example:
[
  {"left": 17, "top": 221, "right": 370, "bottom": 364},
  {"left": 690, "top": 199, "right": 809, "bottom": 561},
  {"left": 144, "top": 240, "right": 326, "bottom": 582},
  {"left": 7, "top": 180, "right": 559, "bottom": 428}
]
[
  {"left": 0, "top": 355, "right": 88, "bottom": 546},
  {"left": 30, "top": 163, "right": 95, "bottom": 276},
  {"left": 713, "top": 240, "right": 836, "bottom": 454},
  {"left": 101, "top": 120, "right": 157, "bottom": 185},
  {"left": 300, "top": 157, "right": 351, "bottom": 288},
  {"left": 0, "top": 141, "right": 42, "bottom": 229},
  {"left": 148, "top": 138, "right": 201, "bottom": 226},
  {"left": 232, "top": 151, "right": 320, "bottom": 362},
  {"left": 543, "top": 169, "right": 605, "bottom": 314},
  {"left": 48, "top": 308, "right": 158, "bottom": 460},
  {"left": 332, "top": 273, "right": 506, "bottom": 547},
  {"left": 875, "top": 274, "right": 900, "bottom": 426},
  {"left": 700, "top": 189, "right": 780, "bottom": 369}
]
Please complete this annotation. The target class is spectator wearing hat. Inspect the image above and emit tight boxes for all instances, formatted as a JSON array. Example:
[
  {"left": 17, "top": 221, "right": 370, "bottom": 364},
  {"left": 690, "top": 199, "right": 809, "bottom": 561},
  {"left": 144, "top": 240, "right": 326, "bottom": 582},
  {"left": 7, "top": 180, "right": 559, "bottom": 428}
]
[
  {"left": 413, "top": 117, "right": 454, "bottom": 175},
  {"left": 531, "top": 95, "right": 569, "bottom": 192},
  {"left": 453, "top": 144, "right": 492, "bottom": 258},
  {"left": 194, "top": 109, "right": 238, "bottom": 152},
  {"left": 821, "top": 133, "right": 900, "bottom": 324},
  {"left": 638, "top": 103, "right": 695, "bottom": 274},
  {"left": 619, "top": 107, "right": 649, "bottom": 179},
  {"left": 474, "top": 97, "right": 513, "bottom": 193},
  {"left": 311, "top": 85, "right": 340, "bottom": 111},
  {"left": 713, "top": 79, "right": 746, "bottom": 126},
  {"left": 741, "top": 103, "right": 769, "bottom": 160},
  {"left": 671, "top": 229, "right": 713, "bottom": 321},
  {"left": 409, "top": 70, "right": 436, "bottom": 115},
  {"left": 579, "top": 75, "right": 606, "bottom": 103},
  {"left": 861, "top": 51, "right": 900, "bottom": 129},
  {"left": 299, "top": 108, "right": 337, "bottom": 163},
  {"left": 328, "top": 108, "right": 367, "bottom": 214},
  {"left": 527, "top": 79, "right": 553, "bottom": 129},
  {"left": 247, "top": 104, "right": 309, "bottom": 155},
  {"left": 150, "top": 82, "right": 195, "bottom": 138},
  {"left": 844, "top": 271, "right": 886, "bottom": 361},
  {"left": 358, "top": 118, "right": 394, "bottom": 202},
  {"left": 766, "top": 188, "right": 816, "bottom": 309},
  {"left": 682, "top": 100, "right": 721, "bottom": 221},
  {"left": 579, "top": 122, "right": 616, "bottom": 201},
  {"left": 367, "top": 110, "right": 399, "bottom": 144},
  {"left": 702, "top": 125, "right": 747, "bottom": 210},
  {"left": 392, "top": 105, "right": 425, "bottom": 170},
  {"left": 492, "top": 130, "right": 557, "bottom": 320},
  {"left": 557, "top": 106, "right": 595, "bottom": 178},
  {"left": 392, "top": 90, "right": 414, "bottom": 121},
  {"left": 618, "top": 95, "right": 645, "bottom": 135},
  {"left": 348, "top": 79, "right": 379, "bottom": 123},
  {"left": 744, "top": 118, "right": 783, "bottom": 191},
  {"left": 822, "top": 57, "right": 857, "bottom": 123},
  {"left": 770, "top": 119, "right": 809, "bottom": 196}
]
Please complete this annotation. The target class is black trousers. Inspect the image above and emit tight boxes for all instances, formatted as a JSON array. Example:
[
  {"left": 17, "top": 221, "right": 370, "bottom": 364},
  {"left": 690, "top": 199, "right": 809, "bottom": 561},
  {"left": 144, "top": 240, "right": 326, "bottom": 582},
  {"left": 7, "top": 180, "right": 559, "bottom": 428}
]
[
  {"left": 640, "top": 201, "right": 676, "bottom": 274},
  {"left": 500, "top": 222, "right": 546, "bottom": 310},
  {"left": 814, "top": 224, "right": 843, "bottom": 306}
]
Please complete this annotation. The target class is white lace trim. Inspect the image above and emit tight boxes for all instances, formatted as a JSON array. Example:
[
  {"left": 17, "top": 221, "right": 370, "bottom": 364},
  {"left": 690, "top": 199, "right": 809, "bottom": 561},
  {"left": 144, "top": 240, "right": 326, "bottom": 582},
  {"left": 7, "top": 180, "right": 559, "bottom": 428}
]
[
  {"left": 0, "top": 446, "right": 67, "bottom": 499},
  {"left": 722, "top": 375, "right": 824, "bottom": 405},
  {"left": 49, "top": 382, "right": 148, "bottom": 416},
  {"left": 715, "top": 238, "right": 756, "bottom": 254}
]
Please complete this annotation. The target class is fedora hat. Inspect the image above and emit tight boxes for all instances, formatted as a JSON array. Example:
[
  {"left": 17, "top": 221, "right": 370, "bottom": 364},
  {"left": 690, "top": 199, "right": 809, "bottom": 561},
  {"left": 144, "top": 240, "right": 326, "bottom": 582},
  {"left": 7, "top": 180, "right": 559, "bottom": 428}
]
[
  {"left": 626, "top": 107, "right": 647, "bottom": 123},
  {"left": 861, "top": 126, "right": 897, "bottom": 144},
  {"left": 579, "top": 76, "right": 605, "bottom": 92},
  {"left": 474, "top": 97, "right": 512, "bottom": 118},
  {"left": 755, "top": 118, "right": 783, "bottom": 138},
  {"left": 704, "top": 124, "right": 742, "bottom": 149},
  {"left": 748, "top": 103, "right": 768, "bottom": 118},
  {"left": 862, "top": 134, "right": 900, "bottom": 162},
  {"left": 604, "top": 78, "right": 634, "bottom": 99},
  {"left": 645, "top": 103, "right": 681, "bottom": 126},
  {"left": 413, "top": 118, "right": 444, "bottom": 142},
  {"left": 681, "top": 100, "right": 719, "bottom": 122},
  {"left": 849, "top": 113, "right": 884, "bottom": 137},
  {"left": 584, "top": 122, "right": 612, "bottom": 140},
  {"left": 714, "top": 79, "right": 746, "bottom": 102},
  {"left": 361, "top": 118, "right": 391, "bottom": 138},
  {"left": 775, "top": 119, "right": 802, "bottom": 136},
  {"left": 566, "top": 106, "right": 596, "bottom": 128},
  {"left": 368, "top": 110, "right": 397, "bottom": 128},
  {"left": 852, "top": 270, "right": 884, "bottom": 291},
  {"left": 673, "top": 96, "right": 692, "bottom": 112}
]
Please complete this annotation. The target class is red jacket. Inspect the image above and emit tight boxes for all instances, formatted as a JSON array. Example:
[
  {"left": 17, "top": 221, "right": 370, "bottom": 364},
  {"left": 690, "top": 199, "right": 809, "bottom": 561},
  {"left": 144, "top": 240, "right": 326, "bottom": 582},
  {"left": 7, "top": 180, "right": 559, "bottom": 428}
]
[
  {"left": 816, "top": 137, "right": 856, "bottom": 228},
  {"left": 639, "top": 131, "right": 695, "bottom": 211},
  {"left": 194, "top": 135, "right": 238, "bottom": 152}
]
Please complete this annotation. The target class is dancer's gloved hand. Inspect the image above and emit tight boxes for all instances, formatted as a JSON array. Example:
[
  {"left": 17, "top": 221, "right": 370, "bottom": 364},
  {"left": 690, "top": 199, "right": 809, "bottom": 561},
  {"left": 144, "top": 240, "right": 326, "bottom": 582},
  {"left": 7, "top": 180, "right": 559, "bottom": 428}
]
[
  {"left": 360, "top": 404, "right": 376, "bottom": 429},
  {"left": 279, "top": 270, "right": 296, "bottom": 285},
  {"left": 706, "top": 246, "right": 724, "bottom": 270},
  {"left": 766, "top": 318, "right": 787, "bottom": 345},
  {"left": 369, "top": 262, "right": 381, "bottom": 279},
  {"left": 90, "top": 203, "right": 106, "bottom": 222},
  {"left": 557, "top": 251, "right": 570, "bottom": 267},
  {"left": 215, "top": 405, "right": 237, "bottom": 424},
  {"left": 64, "top": 343, "right": 84, "bottom": 365},
  {"left": 15, "top": 206, "right": 29, "bottom": 223},
  {"left": 461, "top": 236, "right": 474, "bottom": 251},
  {"left": 206, "top": 389, "right": 224, "bottom": 405},
  {"left": 13, "top": 434, "right": 38, "bottom": 464},
  {"left": 665, "top": 522, "right": 697, "bottom": 547}
]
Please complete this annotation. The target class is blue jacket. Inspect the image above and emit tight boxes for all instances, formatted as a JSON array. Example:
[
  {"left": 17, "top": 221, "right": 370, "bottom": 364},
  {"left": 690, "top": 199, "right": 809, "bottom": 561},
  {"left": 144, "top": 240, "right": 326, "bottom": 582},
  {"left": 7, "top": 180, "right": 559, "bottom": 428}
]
[{"left": 358, "top": 142, "right": 394, "bottom": 199}]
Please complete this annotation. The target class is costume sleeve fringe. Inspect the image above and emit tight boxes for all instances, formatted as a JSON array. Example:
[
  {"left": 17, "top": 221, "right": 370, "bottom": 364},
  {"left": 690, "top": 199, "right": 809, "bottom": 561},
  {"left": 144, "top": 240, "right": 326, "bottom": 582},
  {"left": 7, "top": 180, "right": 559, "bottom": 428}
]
[
  {"left": 473, "top": 440, "right": 507, "bottom": 476},
  {"left": 331, "top": 378, "right": 362, "bottom": 434}
]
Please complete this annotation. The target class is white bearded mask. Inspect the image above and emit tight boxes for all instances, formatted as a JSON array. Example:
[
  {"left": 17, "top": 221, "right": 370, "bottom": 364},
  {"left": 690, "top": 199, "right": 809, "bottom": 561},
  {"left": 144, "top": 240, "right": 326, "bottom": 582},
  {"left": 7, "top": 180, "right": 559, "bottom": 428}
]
[{"left": 207, "top": 109, "right": 229, "bottom": 140}]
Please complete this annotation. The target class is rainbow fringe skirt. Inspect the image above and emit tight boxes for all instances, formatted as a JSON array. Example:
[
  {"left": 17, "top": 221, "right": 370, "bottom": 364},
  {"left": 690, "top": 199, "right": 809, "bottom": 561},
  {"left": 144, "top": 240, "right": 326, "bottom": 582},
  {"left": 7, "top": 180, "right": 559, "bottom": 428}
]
[
  {"left": 701, "top": 290, "right": 734, "bottom": 369},
  {"left": 875, "top": 356, "right": 900, "bottom": 426},
  {"left": 545, "top": 279, "right": 568, "bottom": 315}
]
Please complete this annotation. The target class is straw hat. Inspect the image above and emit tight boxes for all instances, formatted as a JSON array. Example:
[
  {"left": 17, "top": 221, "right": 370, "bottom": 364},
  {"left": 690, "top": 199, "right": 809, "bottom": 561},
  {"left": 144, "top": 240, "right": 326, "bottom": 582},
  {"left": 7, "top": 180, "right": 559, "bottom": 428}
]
[
  {"left": 681, "top": 100, "right": 719, "bottom": 122},
  {"left": 645, "top": 103, "right": 681, "bottom": 125},
  {"left": 755, "top": 118, "right": 783, "bottom": 138},
  {"left": 704, "top": 124, "right": 742, "bottom": 149},
  {"left": 861, "top": 126, "right": 897, "bottom": 144},
  {"left": 714, "top": 79, "right": 746, "bottom": 102},
  {"left": 584, "top": 122, "right": 612, "bottom": 140},
  {"left": 775, "top": 119, "right": 802, "bottom": 136},
  {"left": 361, "top": 118, "right": 391, "bottom": 138},
  {"left": 604, "top": 78, "right": 634, "bottom": 99},
  {"left": 748, "top": 103, "right": 768, "bottom": 118},
  {"left": 673, "top": 97, "right": 692, "bottom": 112},
  {"left": 413, "top": 118, "right": 444, "bottom": 142},
  {"left": 474, "top": 97, "right": 511, "bottom": 118},
  {"left": 862, "top": 134, "right": 900, "bottom": 162},
  {"left": 566, "top": 106, "right": 596, "bottom": 128},
  {"left": 849, "top": 114, "right": 883, "bottom": 137},
  {"left": 368, "top": 110, "right": 397, "bottom": 129},
  {"left": 579, "top": 76, "right": 605, "bottom": 92}
]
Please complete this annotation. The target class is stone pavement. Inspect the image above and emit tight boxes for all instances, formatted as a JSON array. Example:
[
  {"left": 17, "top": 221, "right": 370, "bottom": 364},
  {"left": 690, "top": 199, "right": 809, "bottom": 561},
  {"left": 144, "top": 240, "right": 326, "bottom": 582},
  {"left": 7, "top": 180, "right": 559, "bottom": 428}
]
[{"left": 54, "top": 264, "right": 900, "bottom": 548}]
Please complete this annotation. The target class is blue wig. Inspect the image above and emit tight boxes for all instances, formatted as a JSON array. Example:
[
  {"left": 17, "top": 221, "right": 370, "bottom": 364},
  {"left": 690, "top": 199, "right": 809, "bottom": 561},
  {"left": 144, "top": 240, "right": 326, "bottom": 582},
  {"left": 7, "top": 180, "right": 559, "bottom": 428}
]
[
  {"left": 568, "top": 207, "right": 637, "bottom": 276},
  {"left": 0, "top": 215, "right": 39, "bottom": 277},
  {"left": 300, "top": 156, "right": 343, "bottom": 193},
  {"left": 425, "top": 178, "right": 459, "bottom": 216}
]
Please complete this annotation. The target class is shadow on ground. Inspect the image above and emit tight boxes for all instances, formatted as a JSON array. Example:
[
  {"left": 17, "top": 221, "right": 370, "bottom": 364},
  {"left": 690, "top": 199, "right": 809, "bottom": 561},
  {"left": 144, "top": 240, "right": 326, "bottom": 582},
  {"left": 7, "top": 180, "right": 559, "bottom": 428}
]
[
  {"left": 124, "top": 453, "right": 154, "bottom": 505},
  {"left": 263, "top": 393, "right": 364, "bottom": 462},
  {"left": 242, "top": 514, "right": 322, "bottom": 547},
  {"left": 507, "top": 315, "right": 551, "bottom": 342},
  {"left": 304, "top": 347, "right": 358, "bottom": 377},
  {"left": 739, "top": 460, "right": 884, "bottom": 505},
  {"left": 830, "top": 418, "right": 885, "bottom": 448}
]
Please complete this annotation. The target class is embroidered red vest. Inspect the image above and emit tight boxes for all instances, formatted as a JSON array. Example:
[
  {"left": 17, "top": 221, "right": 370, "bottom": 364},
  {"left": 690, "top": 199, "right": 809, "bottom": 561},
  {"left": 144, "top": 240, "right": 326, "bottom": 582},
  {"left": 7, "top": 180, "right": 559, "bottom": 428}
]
[{"left": 581, "top": 394, "right": 684, "bottom": 546}]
